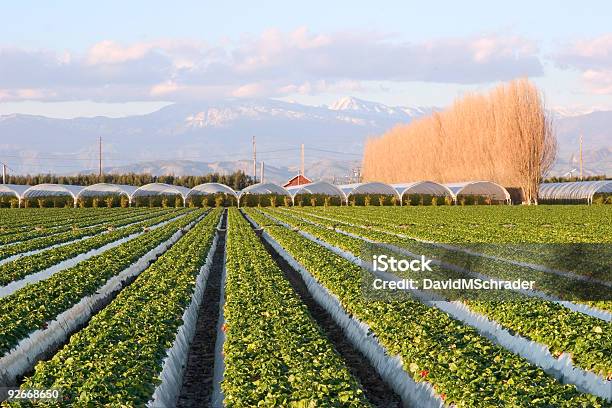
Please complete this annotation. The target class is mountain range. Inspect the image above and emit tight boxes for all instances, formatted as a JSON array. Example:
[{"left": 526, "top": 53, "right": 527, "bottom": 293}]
[{"left": 0, "top": 97, "right": 609, "bottom": 183}]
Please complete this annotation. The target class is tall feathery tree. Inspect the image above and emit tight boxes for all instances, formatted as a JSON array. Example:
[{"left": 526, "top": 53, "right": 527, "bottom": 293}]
[{"left": 362, "top": 79, "right": 557, "bottom": 203}]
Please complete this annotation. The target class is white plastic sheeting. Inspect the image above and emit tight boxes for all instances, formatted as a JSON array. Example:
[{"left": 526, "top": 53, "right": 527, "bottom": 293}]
[
  {"left": 131, "top": 183, "right": 191, "bottom": 200},
  {"left": 2, "top": 179, "right": 520, "bottom": 206},
  {"left": 148, "top": 217, "right": 220, "bottom": 408},
  {"left": 22, "top": 184, "right": 84, "bottom": 200},
  {"left": 393, "top": 181, "right": 454, "bottom": 200},
  {"left": 0, "top": 184, "right": 30, "bottom": 200},
  {"left": 3, "top": 183, "right": 193, "bottom": 206},
  {"left": 260, "top": 210, "right": 612, "bottom": 401},
  {"left": 245, "top": 211, "right": 444, "bottom": 407},
  {"left": 76, "top": 183, "right": 138, "bottom": 201},
  {"left": 286, "top": 181, "right": 347, "bottom": 201},
  {"left": 339, "top": 182, "right": 401, "bottom": 200},
  {"left": 0, "top": 215, "right": 202, "bottom": 388},
  {"left": 445, "top": 181, "right": 511, "bottom": 203},
  {"left": 539, "top": 180, "right": 612, "bottom": 203},
  {"left": 186, "top": 182, "right": 238, "bottom": 199},
  {"left": 238, "top": 182, "right": 291, "bottom": 197}
]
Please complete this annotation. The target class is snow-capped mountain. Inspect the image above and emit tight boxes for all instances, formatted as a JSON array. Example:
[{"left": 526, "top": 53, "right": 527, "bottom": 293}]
[
  {"left": 0, "top": 97, "right": 434, "bottom": 178},
  {"left": 0, "top": 97, "right": 610, "bottom": 178},
  {"left": 328, "top": 96, "right": 434, "bottom": 118}
]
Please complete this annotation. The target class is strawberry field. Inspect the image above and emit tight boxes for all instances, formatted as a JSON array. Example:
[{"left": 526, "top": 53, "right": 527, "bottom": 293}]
[{"left": 0, "top": 205, "right": 610, "bottom": 407}]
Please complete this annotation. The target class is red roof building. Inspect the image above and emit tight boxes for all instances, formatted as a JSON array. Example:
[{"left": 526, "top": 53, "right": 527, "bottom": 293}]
[{"left": 283, "top": 174, "right": 312, "bottom": 188}]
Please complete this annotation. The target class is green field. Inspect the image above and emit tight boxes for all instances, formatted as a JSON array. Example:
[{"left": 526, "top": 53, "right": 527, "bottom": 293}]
[{"left": 0, "top": 206, "right": 610, "bottom": 407}]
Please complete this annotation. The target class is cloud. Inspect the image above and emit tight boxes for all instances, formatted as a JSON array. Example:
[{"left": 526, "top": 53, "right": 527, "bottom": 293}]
[
  {"left": 0, "top": 29, "right": 543, "bottom": 102},
  {"left": 555, "top": 34, "right": 612, "bottom": 69},
  {"left": 583, "top": 69, "right": 612, "bottom": 94},
  {"left": 554, "top": 34, "right": 612, "bottom": 94}
]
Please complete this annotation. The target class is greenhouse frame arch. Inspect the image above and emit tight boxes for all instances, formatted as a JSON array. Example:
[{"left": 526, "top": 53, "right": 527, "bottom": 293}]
[
  {"left": 187, "top": 183, "right": 239, "bottom": 198},
  {"left": 0, "top": 184, "right": 31, "bottom": 207},
  {"left": 393, "top": 181, "right": 454, "bottom": 204},
  {"left": 238, "top": 182, "right": 292, "bottom": 207},
  {"left": 539, "top": 180, "right": 612, "bottom": 204},
  {"left": 339, "top": 182, "right": 401, "bottom": 204},
  {"left": 287, "top": 181, "right": 347, "bottom": 205},
  {"left": 75, "top": 183, "right": 138, "bottom": 205},
  {"left": 21, "top": 184, "right": 85, "bottom": 207},
  {"left": 445, "top": 181, "right": 511, "bottom": 204},
  {"left": 130, "top": 183, "right": 191, "bottom": 206}
]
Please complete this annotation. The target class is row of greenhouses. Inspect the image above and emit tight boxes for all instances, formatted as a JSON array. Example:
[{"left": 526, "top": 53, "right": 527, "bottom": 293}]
[{"left": 0, "top": 180, "right": 609, "bottom": 207}]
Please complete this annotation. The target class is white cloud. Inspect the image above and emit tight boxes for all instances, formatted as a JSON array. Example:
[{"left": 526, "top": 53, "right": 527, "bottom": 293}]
[
  {"left": 0, "top": 29, "right": 543, "bottom": 102},
  {"left": 555, "top": 34, "right": 612, "bottom": 69},
  {"left": 583, "top": 69, "right": 612, "bottom": 94},
  {"left": 554, "top": 34, "right": 612, "bottom": 94}
]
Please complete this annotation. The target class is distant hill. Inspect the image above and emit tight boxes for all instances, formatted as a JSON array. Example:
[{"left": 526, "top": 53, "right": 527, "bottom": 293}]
[{"left": 0, "top": 97, "right": 609, "bottom": 179}]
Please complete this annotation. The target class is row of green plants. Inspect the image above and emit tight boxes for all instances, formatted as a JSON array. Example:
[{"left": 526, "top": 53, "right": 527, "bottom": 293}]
[
  {"left": 222, "top": 208, "right": 370, "bottom": 406},
  {"left": 11, "top": 210, "right": 222, "bottom": 406},
  {"left": 0, "top": 207, "right": 153, "bottom": 235},
  {"left": 0, "top": 209, "right": 206, "bottom": 357},
  {"left": 293, "top": 207, "right": 612, "bottom": 311},
  {"left": 297, "top": 205, "right": 612, "bottom": 244},
  {"left": 293, "top": 206, "right": 612, "bottom": 279},
  {"left": 0, "top": 209, "right": 174, "bottom": 261},
  {"left": 245, "top": 209, "right": 606, "bottom": 407},
  {"left": 265, "top": 208, "right": 611, "bottom": 378},
  {"left": 0, "top": 209, "right": 190, "bottom": 287},
  {"left": 0, "top": 208, "right": 160, "bottom": 245}
]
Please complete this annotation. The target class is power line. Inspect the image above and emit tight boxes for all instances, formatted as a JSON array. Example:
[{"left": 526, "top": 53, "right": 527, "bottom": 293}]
[{"left": 308, "top": 147, "right": 362, "bottom": 156}]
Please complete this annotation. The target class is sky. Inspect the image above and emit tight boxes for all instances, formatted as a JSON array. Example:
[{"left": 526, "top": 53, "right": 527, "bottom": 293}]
[{"left": 1, "top": 0, "right": 611, "bottom": 118}]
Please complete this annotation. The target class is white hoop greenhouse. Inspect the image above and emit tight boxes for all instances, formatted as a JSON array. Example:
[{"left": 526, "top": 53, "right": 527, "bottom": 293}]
[
  {"left": 22, "top": 184, "right": 85, "bottom": 205},
  {"left": 0, "top": 182, "right": 193, "bottom": 207},
  {"left": 0, "top": 184, "right": 31, "bottom": 207},
  {"left": 340, "top": 182, "right": 401, "bottom": 201},
  {"left": 238, "top": 183, "right": 292, "bottom": 207},
  {"left": 187, "top": 183, "right": 239, "bottom": 199},
  {"left": 393, "top": 181, "right": 454, "bottom": 202},
  {"left": 287, "top": 181, "right": 347, "bottom": 204},
  {"left": 76, "top": 183, "right": 138, "bottom": 203},
  {"left": 445, "top": 181, "right": 511, "bottom": 203},
  {"left": 4, "top": 179, "right": 607, "bottom": 207},
  {"left": 539, "top": 180, "right": 612, "bottom": 204}
]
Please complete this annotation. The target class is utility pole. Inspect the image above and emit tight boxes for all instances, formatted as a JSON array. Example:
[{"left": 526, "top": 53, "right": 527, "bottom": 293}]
[
  {"left": 252, "top": 136, "right": 257, "bottom": 183},
  {"left": 260, "top": 161, "right": 265, "bottom": 184},
  {"left": 2, "top": 162, "right": 7, "bottom": 184},
  {"left": 99, "top": 136, "right": 103, "bottom": 180},
  {"left": 300, "top": 143, "right": 305, "bottom": 185},
  {"left": 352, "top": 167, "right": 361, "bottom": 183},
  {"left": 579, "top": 134, "right": 583, "bottom": 180},
  {"left": 300, "top": 143, "right": 305, "bottom": 177}
]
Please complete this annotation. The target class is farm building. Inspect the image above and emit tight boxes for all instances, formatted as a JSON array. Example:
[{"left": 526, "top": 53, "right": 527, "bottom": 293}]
[{"left": 283, "top": 175, "right": 312, "bottom": 188}]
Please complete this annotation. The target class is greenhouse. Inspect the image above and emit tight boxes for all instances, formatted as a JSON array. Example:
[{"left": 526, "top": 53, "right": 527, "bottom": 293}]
[
  {"left": 539, "top": 180, "right": 612, "bottom": 204},
  {"left": 445, "top": 181, "right": 511, "bottom": 204},
  {"left": 238, "top": 182, "right": 291, "bottom": 207},
  {"left": 339, "top": 182, "right": 401, "bottom": 205},
  {"left": 393, "top": 181, "right": 454, "bottom": 205},
  {"left": 0, "top": 182, "right": 195, "bottom": 207},
  {"left": 130, "top": 183, "right": 191, "bottom": 207},
  {"left": 19, "top": 184, "right": 84, "bottom": 207},
  {"left": 76, "top": 183, "right": 138, "bottom": 202},
  {"left": 186, "top": 183, "right": 239, "bottom": 207},
  {"left": 0, "top": 184, "right": 31, "bottom": 202},
  {"left": 287, "top": 181, "right": 346, "bottom": 205},
  {"left": 5, "top": 178, "right": 586, "bottom": 207}
]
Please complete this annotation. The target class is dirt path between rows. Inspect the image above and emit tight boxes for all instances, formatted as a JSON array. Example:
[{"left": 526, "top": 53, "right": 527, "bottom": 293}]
[
  {"left": 177, "top": 210, "right": 227, "bottom": 408},
  {"left": 241, "top": 209, "right": 402, "bottom": 408}
]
